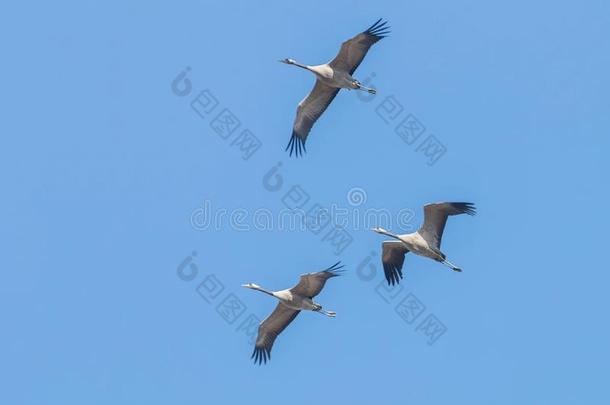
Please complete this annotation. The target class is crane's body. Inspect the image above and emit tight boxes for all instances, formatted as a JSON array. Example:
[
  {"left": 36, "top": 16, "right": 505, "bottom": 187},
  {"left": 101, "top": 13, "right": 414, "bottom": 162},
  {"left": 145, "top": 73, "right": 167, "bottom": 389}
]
[
  {"left": 307, "top": 64, "right": 360, "bottom": 89},
  {"left": 281, "top": 60, "right": 367, "bottom": 91},
  {"left": 269, "top": 289, "right": 320, "bottom": 312},
  {"left": 390, "top": 232, "right": 441, "bottom": 260}
]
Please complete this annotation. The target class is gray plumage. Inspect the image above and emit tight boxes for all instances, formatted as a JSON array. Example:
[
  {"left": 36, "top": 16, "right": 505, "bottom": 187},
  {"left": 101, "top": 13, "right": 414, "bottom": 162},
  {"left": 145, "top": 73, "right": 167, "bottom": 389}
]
[
  {"left": 382, "top": 241, "right": 409, "bottom": 286},
  {"left": 419, "top": 202, "right": 476, "bottom": 250},
  {"left": 251, "top": 304, "right": 299, "bottom": 365}
]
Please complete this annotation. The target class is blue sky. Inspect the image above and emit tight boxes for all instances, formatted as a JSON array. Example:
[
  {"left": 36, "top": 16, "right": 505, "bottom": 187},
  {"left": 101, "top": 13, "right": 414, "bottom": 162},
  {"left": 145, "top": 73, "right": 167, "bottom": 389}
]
[{"left": 1, "top": 1, "right": 609, "bottom": 404}]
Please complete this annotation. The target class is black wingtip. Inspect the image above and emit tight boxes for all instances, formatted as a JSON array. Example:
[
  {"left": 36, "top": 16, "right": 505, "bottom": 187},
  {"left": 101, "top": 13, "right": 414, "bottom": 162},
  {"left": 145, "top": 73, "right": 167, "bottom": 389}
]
[
  {"left": 324, "top": 261, "right": 346, "bottom": 276},
  {"left": 384, "top": 265, "right": 403, "bottom": 286},
  {"left": 285, "top": 132, "right": 307, "bottom": 157},
  {"left": 368, "top": 18, "right": 383, "bottom": 30},
  {"left": 453, "top": 202, "right": 477, "bottom": 216},
  {"left": 385, "top": 272, "right": 395, "bottom": 286},
  {"left": 329, "top": 261, "right": 344, "bottom": 269},
  {"left": 252, "top": 347, "right": 270, "bottom": 365},
  {"left": 366, "top": 18, "right": 391, "bottom": 38}
]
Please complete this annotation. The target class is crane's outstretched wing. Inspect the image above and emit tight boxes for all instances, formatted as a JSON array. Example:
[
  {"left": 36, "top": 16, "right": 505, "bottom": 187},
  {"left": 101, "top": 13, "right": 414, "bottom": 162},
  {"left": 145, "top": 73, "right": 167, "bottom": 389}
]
[
  {"left": 286, "top": 80, "right": 340, "bottom": 157},
  {"left": 290, "top": 261, "right": 344, "bottom": 298},
  {"left": 252, "top": 304, "right": 300, "bottom": 365},
  {"left": 329, "top": 18, "right": 390, "bottom": 75},
  {"left": 382, "top": 241, "right": 409, "bottom": 286},
  {"left": 417, "top": 202, "right": 476, "bottom": 250}
]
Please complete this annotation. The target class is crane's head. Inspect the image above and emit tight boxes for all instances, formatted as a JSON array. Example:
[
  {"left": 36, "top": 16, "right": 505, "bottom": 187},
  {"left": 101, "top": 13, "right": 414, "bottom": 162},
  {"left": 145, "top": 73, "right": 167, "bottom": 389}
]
[
  {"left": 241, "top": 283, "right": 261, "bottom": 290},
  {"left": 279, "top": 58, "right": 296, "bottom": 65}
]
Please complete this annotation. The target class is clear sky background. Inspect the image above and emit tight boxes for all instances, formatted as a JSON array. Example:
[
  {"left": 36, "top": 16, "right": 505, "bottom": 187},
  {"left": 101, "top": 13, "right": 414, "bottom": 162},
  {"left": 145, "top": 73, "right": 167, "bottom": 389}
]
[{"left": 1, "top": 1, "right": 609, "bottom": 404}]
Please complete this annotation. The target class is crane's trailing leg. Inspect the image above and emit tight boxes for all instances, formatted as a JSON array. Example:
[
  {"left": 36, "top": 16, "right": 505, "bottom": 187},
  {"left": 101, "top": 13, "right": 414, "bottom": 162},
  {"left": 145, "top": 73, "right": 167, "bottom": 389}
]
[
  {"left": 353, "top": 80, "right": 377, "bottom": 94},
  {"left": 319, "top": 309, "right": 337, "bottom": 317},
  {"left": 313, "top": 303, "right": 337, "bottom": 317},
  {"left": 441, "top": 259, "right": 462, "bottom": 272},
  {"left": 432, "top": 249, "right": 462, "bottom": 272}
]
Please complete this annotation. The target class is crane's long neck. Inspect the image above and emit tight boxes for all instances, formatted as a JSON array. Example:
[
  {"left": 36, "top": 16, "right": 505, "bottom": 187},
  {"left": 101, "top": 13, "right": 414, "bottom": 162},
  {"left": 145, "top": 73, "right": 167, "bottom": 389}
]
[
  {"left": 379, "top": 229, "right": 402, "bottom": 240},
  {"left": 252, "top": 285, "right": 276, "bottom": 297},
  {"left": 291, "top": 60, "right": 310, "bottom": 71}
]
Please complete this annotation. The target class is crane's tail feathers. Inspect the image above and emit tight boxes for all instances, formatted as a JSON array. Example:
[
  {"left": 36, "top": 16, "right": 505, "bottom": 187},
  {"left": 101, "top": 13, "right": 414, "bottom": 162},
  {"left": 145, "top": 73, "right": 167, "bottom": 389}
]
[{"left": 286, "top": 132, "right": 306, "bottom": 157}]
